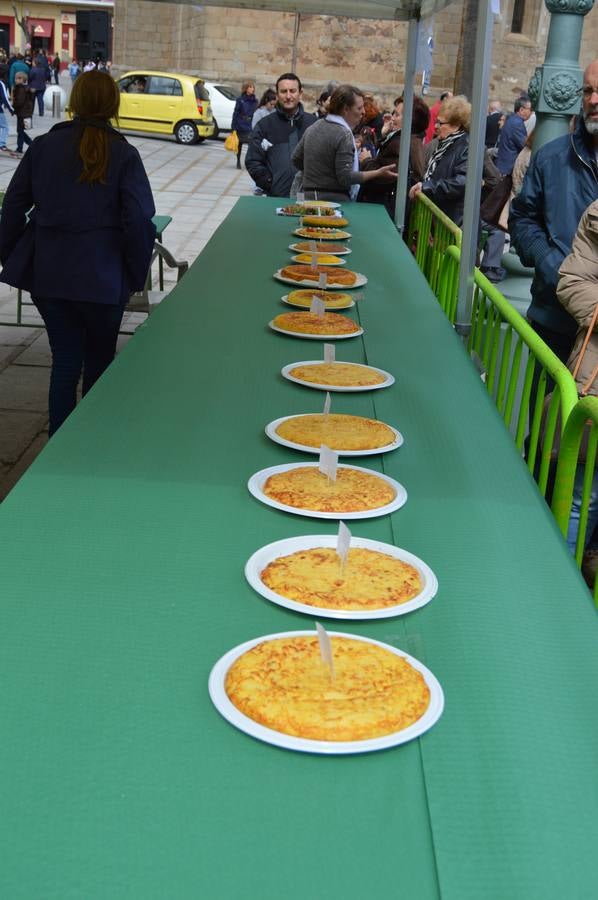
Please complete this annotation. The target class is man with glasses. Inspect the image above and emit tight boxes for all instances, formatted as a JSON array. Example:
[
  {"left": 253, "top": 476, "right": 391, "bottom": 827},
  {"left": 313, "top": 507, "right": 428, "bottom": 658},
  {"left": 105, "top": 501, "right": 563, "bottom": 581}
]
[{"left": 510, "top": 60, "right": 598, "bottom": 364}]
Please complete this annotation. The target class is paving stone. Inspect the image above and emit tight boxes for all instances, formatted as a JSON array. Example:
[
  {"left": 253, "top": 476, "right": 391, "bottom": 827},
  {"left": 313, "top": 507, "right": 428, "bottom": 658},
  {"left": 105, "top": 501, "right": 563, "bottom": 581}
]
[
  {"left": 0, "top": 325, "right": 42, "bottom": 346},
  {"left": 0, "top": 364, "right": 49, "bottom": 412},
  {"left": 0, "top": 432, "right": 48, "bottom": 502},
  {"left": 0, "top": 409, "right": 47, "bottom": 463},
  {"left": 12, "top": 332, "right": 52, "bottom": 367}
]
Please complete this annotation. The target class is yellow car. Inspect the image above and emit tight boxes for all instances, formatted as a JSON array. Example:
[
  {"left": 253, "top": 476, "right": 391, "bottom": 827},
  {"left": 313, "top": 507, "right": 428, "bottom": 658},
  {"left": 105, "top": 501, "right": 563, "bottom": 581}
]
[{"left": 115, "top": 70, "right": 215, "bottom": 144}]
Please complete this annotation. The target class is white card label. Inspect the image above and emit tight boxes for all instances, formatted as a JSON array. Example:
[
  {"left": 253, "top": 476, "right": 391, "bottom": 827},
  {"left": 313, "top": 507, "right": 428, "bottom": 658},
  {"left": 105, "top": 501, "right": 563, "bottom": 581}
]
[
  {"left": 324, "top": 343, "right": 335, "bottom": 363},
  {"left": 319, "top": 444, "right": 338, "bottom": 481},
  {"left": 336, "top": 520, "right": 351, "bottom": 569},
  {"left": 323, "top": 391, "right": 331, "bottom": 417},
  {"left": 316, "top": 622, "right": 335, "bottom": 680},
  {"left": 311, "top": 250, "right": 318, "bottom": 271},
  {"left": 318, "top": 272, "right": 328, "bottom": 289},
  {"left": 297, "top": 190, "right": 305, "bottom": 203},
  {"left": 308, "top": 240, "right": 317, "bottom": 254},
  {"left": 310, "top": 296, "right": 326, "bottom": 317}
]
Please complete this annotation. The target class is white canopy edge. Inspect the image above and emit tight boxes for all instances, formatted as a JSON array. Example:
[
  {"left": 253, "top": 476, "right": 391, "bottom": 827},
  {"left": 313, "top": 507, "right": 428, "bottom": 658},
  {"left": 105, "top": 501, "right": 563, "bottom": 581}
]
[{"left": 146, "top": 0, "right": 454, "bottom": 22}]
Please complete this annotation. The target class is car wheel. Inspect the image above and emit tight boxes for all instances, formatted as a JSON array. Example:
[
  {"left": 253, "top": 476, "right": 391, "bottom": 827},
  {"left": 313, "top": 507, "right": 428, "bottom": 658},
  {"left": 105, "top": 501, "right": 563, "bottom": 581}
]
[
  {"left": 175, "top": 121, "right": 199, "bottom": 144},
  {"left": 210, "top": 117, "right": 220, "bottom": 140}
]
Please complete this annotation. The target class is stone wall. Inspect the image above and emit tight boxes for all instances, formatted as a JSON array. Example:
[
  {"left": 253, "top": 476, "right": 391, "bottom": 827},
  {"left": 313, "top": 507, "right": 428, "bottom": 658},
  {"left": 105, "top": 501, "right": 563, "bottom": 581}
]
[{"left": 112, "top": 0, "right": 598, "bottom": 112}]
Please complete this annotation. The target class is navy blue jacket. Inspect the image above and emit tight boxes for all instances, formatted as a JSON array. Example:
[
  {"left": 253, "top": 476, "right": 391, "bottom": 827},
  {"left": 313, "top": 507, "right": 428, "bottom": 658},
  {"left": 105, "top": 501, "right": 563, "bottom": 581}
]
[
  {"left": 509, "top": 119, "right": 598, "bottom": 335},
  {"left": 496, "top": 113, "right": 528, "bottom": 175},
  {"left": 231, "top": 92, "right": 257, "bottom": 136},
  {"left": 0, "top": 121, "right": 156, "bottom": 305},
  {"left": 245, "top": 102, "right": 317, "bottom": 197},
  {"left": 28, "top": 65, "right": 48, "bottom": 92}
]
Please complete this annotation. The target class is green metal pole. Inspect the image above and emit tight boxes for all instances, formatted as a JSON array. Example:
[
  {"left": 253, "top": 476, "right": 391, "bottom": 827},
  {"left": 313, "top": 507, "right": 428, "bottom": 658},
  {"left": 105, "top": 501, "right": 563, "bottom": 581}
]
[{"left": 528, "top": 0, "right": 595, "bottom": 153}]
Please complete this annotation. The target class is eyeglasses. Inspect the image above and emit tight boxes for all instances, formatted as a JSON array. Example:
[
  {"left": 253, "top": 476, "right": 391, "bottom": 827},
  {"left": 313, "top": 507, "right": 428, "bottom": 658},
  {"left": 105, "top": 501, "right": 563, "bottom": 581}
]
[
  {"left": 578, "top": 85, "right": 598, "bottom": 98},
  {"left": 436, "top": 119, "right": 448, "bottom": 125}
]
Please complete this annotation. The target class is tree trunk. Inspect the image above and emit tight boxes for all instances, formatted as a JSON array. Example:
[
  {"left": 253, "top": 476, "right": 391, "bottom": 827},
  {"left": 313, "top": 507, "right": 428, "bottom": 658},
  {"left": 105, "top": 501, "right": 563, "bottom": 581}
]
[
  {"left": 454, "top": 0, "right": 478, "bottom": 98},
  {"left": 12, "top": 4, "right": 31, "bottom": 47}
]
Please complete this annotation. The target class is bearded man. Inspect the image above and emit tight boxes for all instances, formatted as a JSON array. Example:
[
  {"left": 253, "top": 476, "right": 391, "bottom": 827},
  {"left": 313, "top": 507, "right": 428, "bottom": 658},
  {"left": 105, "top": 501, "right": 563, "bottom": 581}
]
[{"left": 509, "top": 59, "right": 598, "bottom": 363}]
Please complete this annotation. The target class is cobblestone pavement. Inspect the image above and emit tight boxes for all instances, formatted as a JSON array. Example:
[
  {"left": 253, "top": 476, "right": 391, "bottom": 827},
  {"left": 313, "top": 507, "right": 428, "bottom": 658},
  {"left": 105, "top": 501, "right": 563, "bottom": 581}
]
[{"left": 0, "top": 104, "right": 254, "bottom": 501}]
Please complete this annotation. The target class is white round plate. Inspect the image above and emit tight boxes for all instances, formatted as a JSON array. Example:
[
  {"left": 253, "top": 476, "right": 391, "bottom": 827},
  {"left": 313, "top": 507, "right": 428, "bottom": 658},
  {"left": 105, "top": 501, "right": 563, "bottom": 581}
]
[
  {"left": 208, "top": 629, "right": 444, "bottom": 755},
  {"left": 289, "top": 243, "right": 352, "bottom": 255},
  {"left": 269, "top": 320, "right": 363, "bottom": 341},
  {"left": 274, "top": 269, "right": 367, "bottom": 289},
  {"left": 281, "top": 294, "right": 355, "bottom": 310},
  {"left": 247, "top": 461, "right": 407, "bottom": 520},
  {"left": 265, "top": 414, "right": 403, "bottom": 457},
  {"left": 297, "top": 200, "right": 341, "bottom": 209},
  {"left": 291, "top": 254, "right": 347, "bottom": 266},
  {"left": 281, "top": 360, "right": 395, "bottom": 392},
  {"left": 294, "top": 228, "right": 352, "bottom": 240},
  {"left": 245, "top": 535, "right": 438, "bottom": 620}
]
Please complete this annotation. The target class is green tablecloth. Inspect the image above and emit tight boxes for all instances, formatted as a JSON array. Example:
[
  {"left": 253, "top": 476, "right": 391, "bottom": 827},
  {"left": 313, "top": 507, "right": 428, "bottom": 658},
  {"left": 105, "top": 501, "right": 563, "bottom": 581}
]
[{"left": 2, "top": 198, "right": 598, "bottom": 899}]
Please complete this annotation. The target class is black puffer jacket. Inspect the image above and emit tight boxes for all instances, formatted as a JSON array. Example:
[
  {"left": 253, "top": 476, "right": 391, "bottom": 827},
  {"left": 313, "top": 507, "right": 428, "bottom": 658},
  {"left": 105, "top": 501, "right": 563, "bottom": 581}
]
[
  {"left": 421, "top": 131, "right": 468, "bottom": 225},
  {"left": 245, "top": 102, "right": 317, "bottom": 198}
]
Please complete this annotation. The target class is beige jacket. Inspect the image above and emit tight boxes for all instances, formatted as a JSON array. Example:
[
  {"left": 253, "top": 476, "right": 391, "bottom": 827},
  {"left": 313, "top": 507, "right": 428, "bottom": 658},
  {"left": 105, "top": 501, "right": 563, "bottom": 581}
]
[{"left": 557, "top": 200, "right": 598, "bottom": 397}]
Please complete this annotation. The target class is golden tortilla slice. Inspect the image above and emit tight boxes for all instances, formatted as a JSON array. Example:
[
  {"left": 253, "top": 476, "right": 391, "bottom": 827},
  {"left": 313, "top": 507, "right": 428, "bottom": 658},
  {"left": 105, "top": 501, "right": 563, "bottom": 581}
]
[
  {"left": 263, "top": 465, "right": 395, "bottom": 513},
  {"left": 275, "top": 413, "right": 395, "bottom": 450}
]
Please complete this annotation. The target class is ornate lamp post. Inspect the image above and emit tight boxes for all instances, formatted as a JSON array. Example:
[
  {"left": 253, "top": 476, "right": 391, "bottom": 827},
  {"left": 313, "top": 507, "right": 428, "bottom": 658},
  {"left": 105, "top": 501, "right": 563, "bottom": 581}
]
[{"left": 528, "top": 0, "right": 595, "bottom": 152}]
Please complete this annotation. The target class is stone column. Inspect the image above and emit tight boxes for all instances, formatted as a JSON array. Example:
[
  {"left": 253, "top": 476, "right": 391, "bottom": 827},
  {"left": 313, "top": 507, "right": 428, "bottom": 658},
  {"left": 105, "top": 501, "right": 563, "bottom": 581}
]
[{"left": 528, "top": 0, "right": 594, "bottom": 152}]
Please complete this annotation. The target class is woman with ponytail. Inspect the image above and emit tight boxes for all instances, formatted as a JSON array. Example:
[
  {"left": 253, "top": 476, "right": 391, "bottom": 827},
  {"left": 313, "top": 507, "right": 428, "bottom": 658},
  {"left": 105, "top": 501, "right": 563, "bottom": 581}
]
[{"left": 0, "top": 70, "right": 156, "bottom": 436}]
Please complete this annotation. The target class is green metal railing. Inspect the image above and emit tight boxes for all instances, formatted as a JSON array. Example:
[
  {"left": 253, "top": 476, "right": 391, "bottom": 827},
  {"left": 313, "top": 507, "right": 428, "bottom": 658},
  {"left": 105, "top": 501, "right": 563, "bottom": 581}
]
[
  {"left": 552, "top": 395, "right": 598, "bottom": 604},
  {"left": 467, "top": 267, "right": 578, "bottom": 498},
  {"left": 407, "top": 193, "right": 462, "bottom": 297},
  {"left": 436, "top": 244, "right": 460, "bottom": 324}
]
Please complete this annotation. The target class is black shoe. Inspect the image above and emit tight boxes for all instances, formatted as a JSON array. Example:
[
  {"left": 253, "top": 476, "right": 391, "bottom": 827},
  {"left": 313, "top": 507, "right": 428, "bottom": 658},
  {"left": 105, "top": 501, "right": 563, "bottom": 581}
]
[{"left": 236, "top": 161, "right": 241, "bottom": 170}]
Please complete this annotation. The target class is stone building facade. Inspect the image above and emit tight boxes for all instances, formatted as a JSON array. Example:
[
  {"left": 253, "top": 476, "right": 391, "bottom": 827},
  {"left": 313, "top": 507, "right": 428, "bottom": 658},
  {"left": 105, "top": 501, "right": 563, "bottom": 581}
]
[{"left": 113, "top": 0, "right": 598, "bottom": 111}]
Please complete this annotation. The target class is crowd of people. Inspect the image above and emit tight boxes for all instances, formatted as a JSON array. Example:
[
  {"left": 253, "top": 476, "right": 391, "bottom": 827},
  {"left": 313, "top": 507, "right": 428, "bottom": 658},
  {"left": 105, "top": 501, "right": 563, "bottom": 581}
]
[{"left": 0, "top": 49, "right": 111, "bottom": 156}]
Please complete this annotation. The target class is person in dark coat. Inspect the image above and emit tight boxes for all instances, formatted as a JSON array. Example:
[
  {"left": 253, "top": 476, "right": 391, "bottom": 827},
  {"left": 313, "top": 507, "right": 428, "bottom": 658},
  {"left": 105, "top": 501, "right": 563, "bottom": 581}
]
[
  {"left": 28, "top": 59, "right": 47, "bottom": 116},
  {"left": 11, "top": 71, "right": 34, "bottom": 155},
  {"left": 0, "top": 70, "right": 156, "bottom": 435},
  {"left": 409, "top": 95, "right": 470, "bottom": 225},
  {"left": 245, "top": 72, "right": 317, "bottom": 197},
  {"left": 495, "top": 96, "right": 532, "bottom": 175},
  {"left": 231, "top": 79, "right": 258, "bottom": 170},
  {"left": 359, "top": 95, "right": 429, "bottom": 218},
  {"left": 52, "top": 54, "right": 61, "bottom": 84}
]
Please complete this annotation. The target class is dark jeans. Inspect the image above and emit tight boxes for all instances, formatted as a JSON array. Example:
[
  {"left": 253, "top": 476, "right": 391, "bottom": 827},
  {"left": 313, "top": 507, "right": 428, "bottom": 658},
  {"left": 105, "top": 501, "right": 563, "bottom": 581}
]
[
  {"left": 16, "top": 118, "right": 32, "bottom": 153},
  {"left": 35, "top": 90, "right": 44, "bottom": 116},
  {"left": 34, "top": 297, "right": 124, "bottom": 436}
]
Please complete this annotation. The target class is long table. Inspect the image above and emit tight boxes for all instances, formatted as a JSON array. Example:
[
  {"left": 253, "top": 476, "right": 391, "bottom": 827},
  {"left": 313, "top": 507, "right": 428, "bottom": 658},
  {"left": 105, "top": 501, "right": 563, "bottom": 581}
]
[{"left": 2, "top": 198, "right": 598, "bottom": 899}]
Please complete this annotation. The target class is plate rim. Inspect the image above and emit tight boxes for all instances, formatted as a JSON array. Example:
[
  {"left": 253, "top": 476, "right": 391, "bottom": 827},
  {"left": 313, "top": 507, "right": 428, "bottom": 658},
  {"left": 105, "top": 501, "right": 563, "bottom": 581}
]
[
  {"left": 290, "top": 254, "right": 347, "bottom": 266},
  {"left": 294, "top": 228, "right": 352, "bottom": 240},
  {"left": 265, "top": 413, "right": 404, "bottom": 457},
  {"left": 281, "top": 294, "right": 355, "bottom": 311},
  {"left": 269, "top": 320, "right": 363, "bottom": 341},
  {"left": 274, "top": 269, "right": 367, "bottom": 290},
  {"left": 208, "top": 629, "right": 444, "bottom": 755},
  {"left": 288, "top": 243, "right": 352, "bottom": 255},
  {"left": 244, "top": 534, "right": 438, "bottom": 621},
  {"left": 247, "top": 460, "right": 407, "bottom": 520},
  {"left": 280, "top": 360, "right": 395, "bottom": 392}
]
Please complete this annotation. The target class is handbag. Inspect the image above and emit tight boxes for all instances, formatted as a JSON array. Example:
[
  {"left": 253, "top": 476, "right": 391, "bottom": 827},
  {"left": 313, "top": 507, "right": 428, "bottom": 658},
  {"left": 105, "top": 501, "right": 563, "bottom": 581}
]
[
  {"left": 541, "top": 303, "right": 598, "bottom": 463},
  {"left": 480, "top": 173, "right": 512, "bottom": 230},
  {"left": 224, "top": 130, "right": 239, "bottom": 154}
]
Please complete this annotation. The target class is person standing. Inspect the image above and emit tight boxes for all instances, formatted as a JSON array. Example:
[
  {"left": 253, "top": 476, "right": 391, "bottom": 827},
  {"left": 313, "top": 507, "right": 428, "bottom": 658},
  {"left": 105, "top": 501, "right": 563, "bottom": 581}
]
[
  {"left": 11, "top": 71, "right": 33, "bottom": 156},
  {"left": 251, "top": 88, "right": 276, "bottom": 129},
  {"left": 52, "top": 54, "right": 60, "bottom": 85},
  {"left": 0, "top": 70, "right": 156, "bottom": 436},
  {"left": 246, "top": 72, "right": 317, "bottom": 197},
  {"left": 509, "top": 59, "right": 598, "bottom": 366},
  {"left": 8, "top": 53, "right": 29, "bottom": 89},
  {"left": 424, "top": 90, "right": 452, "bottom": 144},
  {"left": 0, "top": 78, "right": 13, "bottom": 152},
  {"left": 495, "top": 96, "right": 532, "bottom": 177},
  {"left": 231, "top": 79, "right": 257, "bottom": 170},
  {"left": 28, "top": 59, "right": 47, "bottom": 116},
  {"left": 291, "top": 84, "right": 398, "bottom": 203},
  {"left": 68, "top": 59, "right": 80, "bottom": 84},
  {"left": 485, "top": 99, "right": 503, "bottom": 150}
]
